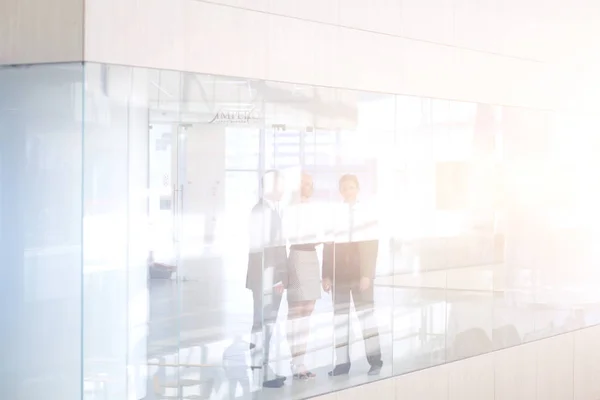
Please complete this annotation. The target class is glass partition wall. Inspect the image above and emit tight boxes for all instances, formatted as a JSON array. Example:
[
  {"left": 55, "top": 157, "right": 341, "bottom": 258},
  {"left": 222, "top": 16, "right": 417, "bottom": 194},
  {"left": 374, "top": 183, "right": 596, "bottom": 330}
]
[{"left": 2, "top": 62, "right": 600, "bottom": 400}]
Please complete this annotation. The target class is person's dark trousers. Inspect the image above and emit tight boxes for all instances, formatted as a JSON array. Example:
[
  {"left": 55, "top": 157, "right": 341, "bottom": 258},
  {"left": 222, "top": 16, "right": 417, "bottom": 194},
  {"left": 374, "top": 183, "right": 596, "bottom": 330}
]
[
  {"left": 250, "top": 286, "right": 283, "bottom": 349},
  {"left": 246, "top": 199, "right": 288, "bottom": 386},
  {"left": 250, "top": 286, "right": 283, "bottom": 383},
  {"left": 333, "top": 280, "right": 382, "bottom": 368},
  {"left": 249, "top": 251, "right": 286, "bottom": 386},
  {"left": 326, "top": 242, "right": 382, "bottom": 373}
]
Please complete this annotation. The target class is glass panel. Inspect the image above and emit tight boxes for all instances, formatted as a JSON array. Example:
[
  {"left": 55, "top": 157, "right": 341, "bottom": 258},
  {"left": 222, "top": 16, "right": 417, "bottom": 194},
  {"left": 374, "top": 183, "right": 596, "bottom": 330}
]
[
  {"left": 392, "top": 96, "right": 448, "bottom": 375},
  {"left": 146, "top": 69, "right": 184, "bottom": 399},
  {"left": 226, "top": 128, "right": 260, "bottom": 170},
  {"left": 174, "top": 73, "right": 264, "bottom": 399},
  {"left": 439, "top": 100, "right": 496, "bottom": 362},
  {"left": 328, "top": 90, "right": 395, "bottom": 386},
  {"left": 8, "top": 62, "right": 600, "bottom": 400},
  {"left": 550, "top": 111, "right": 600, "bottom": 331},
  {"left": 0, "top": 63, "right": 84, "bottom": 399},
  {"left": 499, "top": 106, "right": 585, "bottom": 345},
  {"left": 82, "top": 63, "right": 152, "bottom": 400},
  {"left": 261, "top": 83, "right": 334, "bottom": 400},
  {"left": 83, "top": 63, "right": 129, "bottom": 398},
  {"left": 126, "top": 67, "right": 152, "bottom": 400}
]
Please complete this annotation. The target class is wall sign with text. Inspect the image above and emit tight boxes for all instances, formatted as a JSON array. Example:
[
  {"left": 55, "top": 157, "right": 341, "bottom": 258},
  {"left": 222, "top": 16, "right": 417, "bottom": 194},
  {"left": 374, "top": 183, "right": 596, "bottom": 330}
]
[{"left": 209, "top": 107, "right": 261, "bottom": 124}]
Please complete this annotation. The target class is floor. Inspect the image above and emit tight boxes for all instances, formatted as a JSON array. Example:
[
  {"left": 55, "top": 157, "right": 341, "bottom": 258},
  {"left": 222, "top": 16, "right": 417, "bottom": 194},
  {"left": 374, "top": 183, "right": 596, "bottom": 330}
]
[{"left": 132, "top": 261, "right": 600, "bottom": 400}]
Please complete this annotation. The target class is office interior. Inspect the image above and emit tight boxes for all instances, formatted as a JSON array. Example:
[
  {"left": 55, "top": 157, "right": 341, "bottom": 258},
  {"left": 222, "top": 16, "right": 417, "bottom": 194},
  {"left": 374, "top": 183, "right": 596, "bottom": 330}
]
[{"left": 2, "top": 62, "right": 600, "bottom": 400}]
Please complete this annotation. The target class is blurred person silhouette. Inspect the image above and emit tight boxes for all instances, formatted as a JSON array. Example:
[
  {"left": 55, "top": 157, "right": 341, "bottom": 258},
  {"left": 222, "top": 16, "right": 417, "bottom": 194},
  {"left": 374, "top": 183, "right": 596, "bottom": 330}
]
[
  {"left": 246, "top": 170, "right": 287, "bottom": 388},
  {"left": 222, "top": 335, "right": 251, "bottom": 399},
  {"left": 322, "top": 174, "right": 383, "bottom": 376},
  {"left": 283, "top": 171, "right": 323, "bottom": 380}
]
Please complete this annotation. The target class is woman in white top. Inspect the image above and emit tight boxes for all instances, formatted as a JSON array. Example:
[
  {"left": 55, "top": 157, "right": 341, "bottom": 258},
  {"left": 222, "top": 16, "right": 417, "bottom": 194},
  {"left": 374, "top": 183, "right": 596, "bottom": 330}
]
[{"left": 283, "top": 171, "right": 323, "bottom": 380}]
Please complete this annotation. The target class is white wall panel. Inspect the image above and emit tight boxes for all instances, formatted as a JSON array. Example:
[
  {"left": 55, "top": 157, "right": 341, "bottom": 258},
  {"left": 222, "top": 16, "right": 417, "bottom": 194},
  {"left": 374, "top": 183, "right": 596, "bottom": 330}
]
[
  {"left": 447, "top": 353, "right": 494, "bottom": 400},
  {"left": 7, "top": 0, "right": 597, "bottom": 102},
  {"left": 312, "top": 22, "right": 339, "bottom": 87},
  {"left": 494, "top": 342, "right": 537, "bottom": 400},
  {"left": 85, "top": 0, "right": 185, "bottom": 71},
  {"left": 271, "top": 0, "right": 339, "bottom": 24},
  {"left": 339, "top": 377, "right": 395, "bottom": 400},
  {"left": 553, "top": 0, "right": 600, "bottom": 64},
  {"left": 503, "top": 59, "right": 552, "bottom": 110},
  {"left": 400, "top": 0, "right": 453, "bottom": 44},
  {"left": 311, "top": 393, "right": 337, "bottom": 400},
  {"left": 338, "top": 0, "right": 402, "bottom": 36},
  {"left": 550, "top": 62, "right": 600, "bottom": 114},
  {"left": 453, "top": 0, "right": 497, "bottom": 54},
  {"left": 451, "top": 0, "right": 597, "bottom": 63},
  {"left": 333, "top": 27, "right": 404, "bottom": 93},
  {"left": 86, "top": 0, "right": 270, "bottom": 78},
  {"left": 394, "top": 365, "right": 449, "bottom": 400},
  {"left": 266, "top": 15, "right": 319, "bottom": 84},
  {"left": 82, "top": 0, "right": 600, "bottom": 112},
  {"left": 537, "top": 333, "right": 574, "bottom": 400},
  {"left": 453, "top": 41, "right": 503, "bottom": 106},
  {"left": 574, "top": 325, "right": 600, "bottom": 400},
  {"left": 0, "top": 0, "right": 83, "bottom": 64},
  {"left": 502, "top": 0, "right": 545, "bottom": 60},
  {"left": 203, "top": 0, "right": 600, "bottom": 67},
  {"left": 454, "top": 47, "right": 552, "bottom": 109},
  {"left": 206, "top": 0, "right": 270, "bottom": 12},
  {"left": 398, "top": 39, "right": 457, "bottom": 100},
  {"left": 313, "top": 327, "right": 600, "bottom": 400},
  {"left": 182, "top": 1, "right": 269, "bottom": 78}
]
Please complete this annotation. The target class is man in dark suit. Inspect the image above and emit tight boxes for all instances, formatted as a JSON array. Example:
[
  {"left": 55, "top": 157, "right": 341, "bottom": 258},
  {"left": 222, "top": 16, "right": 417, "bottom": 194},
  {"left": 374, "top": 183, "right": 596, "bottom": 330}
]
[
  {"left": 246, "top": 169, "right": 288, "bottom": 388},
  {"left": 322, "top": 174, "right": 383, "bottom": 377}
]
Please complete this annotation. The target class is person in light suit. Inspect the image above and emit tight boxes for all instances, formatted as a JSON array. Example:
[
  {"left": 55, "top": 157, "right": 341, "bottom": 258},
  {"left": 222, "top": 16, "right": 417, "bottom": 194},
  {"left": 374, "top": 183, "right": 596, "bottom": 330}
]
[{"left": 322, "top": 174, "right": 383, "bottom": 377}]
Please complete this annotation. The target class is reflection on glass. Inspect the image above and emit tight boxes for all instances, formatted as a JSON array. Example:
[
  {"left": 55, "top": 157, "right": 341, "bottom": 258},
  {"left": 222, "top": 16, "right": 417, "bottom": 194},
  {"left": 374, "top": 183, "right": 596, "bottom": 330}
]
[
  {"left": 325, "top": 174, "right": 383, "bottom": 377},
  {"left": 3, "top": 63, "right": 600, "bottom": 400},
  {"left": 0, "top": 63, "right": 84, "bottom": 400},
  {"left": 247, "top": 169, "right": 286, "bottom": 389},
  {"left": 284, "top": 171, "right": 322, "bottom": 380}
]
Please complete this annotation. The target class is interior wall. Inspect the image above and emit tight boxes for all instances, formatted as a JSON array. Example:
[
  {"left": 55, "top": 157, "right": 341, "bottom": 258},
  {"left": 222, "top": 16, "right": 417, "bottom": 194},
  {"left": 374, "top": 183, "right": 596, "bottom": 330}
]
[
  {"left": 309, "top": 324, "right": 600, "bottom": 400},
  {"left": 84, "top": 0, "right": 600, "bottom": 111},
  {"left": 0, "top": 0, "right": 84, "bottom": 64}
]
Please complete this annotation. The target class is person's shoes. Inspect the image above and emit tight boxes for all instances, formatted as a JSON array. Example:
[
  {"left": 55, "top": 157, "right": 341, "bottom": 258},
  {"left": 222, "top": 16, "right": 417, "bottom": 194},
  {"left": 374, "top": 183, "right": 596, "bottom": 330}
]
[
  {"left": 266, "top": 367, "right": 286, "bottom": 382},
  {"left": 292, "top": 371, "right": 316, "bottom": 381},
  {"left": 291, "top": 362, "right": 316, "bottom": 381},
  {"left": 367, "top": 364, "right": 382, "bottom": 376},
  {"left": 263, "top": 378, "right": 285, "bottom": 388},
  {"left": 328, "top": 363, "right": 351, "bottom": 377}
]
